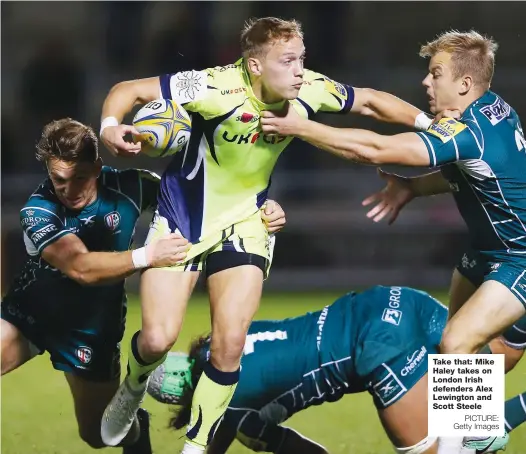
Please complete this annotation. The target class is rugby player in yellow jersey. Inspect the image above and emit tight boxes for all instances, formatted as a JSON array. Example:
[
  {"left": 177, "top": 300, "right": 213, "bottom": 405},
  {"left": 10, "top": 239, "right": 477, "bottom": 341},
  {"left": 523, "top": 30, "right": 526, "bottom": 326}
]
[{"left": 99, "top": 17, "right": 434, "bottom": 453}]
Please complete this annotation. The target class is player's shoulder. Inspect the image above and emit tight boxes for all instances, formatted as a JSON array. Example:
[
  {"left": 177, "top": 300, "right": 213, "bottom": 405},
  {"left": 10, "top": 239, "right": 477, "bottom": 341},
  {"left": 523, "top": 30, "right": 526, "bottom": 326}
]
[
  {"left": 21, "top": 179, "right": 61, "bottom": 217},
  {"left": 198, "top": 59, "right": 249, "bottom": 116},
  {"left": 102, "top": 166, "right": 160, "bottom": 186},
  {"left": 300, "top": 68, "right": 339, "bottom": 93},
  {"left": 164, "top": 60, "right": 246, "bottom": 118}
]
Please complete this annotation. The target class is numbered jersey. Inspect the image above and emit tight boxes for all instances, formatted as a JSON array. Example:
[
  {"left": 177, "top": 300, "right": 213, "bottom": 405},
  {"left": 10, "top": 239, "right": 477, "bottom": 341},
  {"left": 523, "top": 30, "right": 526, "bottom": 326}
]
[
  {"left": 157, "top": 59, "right": 354, "bottom": 244},
  {"left": 416, "top": 91, "right": 526, "bottom": 258},
  {"left": 5, "top": 166, "right": 159, "bottom": 336},
  {"left": 198, "top": 286, "right": 447, "bottom": 452}
]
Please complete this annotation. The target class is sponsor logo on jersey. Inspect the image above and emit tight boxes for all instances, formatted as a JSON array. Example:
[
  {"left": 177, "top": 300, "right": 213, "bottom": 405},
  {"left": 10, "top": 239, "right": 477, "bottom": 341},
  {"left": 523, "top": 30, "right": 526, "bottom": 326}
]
[
  {"left": 80, "top": 215, "right": 96, "bottom": 226},
  {"left": 382, "top": 308, "right": 403, "bottom": 326},
  {"left": 222, "top": 130, "right": 288, "bottom": 145},
  {"left": 316, "top": 305, "right": 329, "bottom": 349},
  {"left": 22, "top": 216, "right": 52, "bottom": 227},
  {"left": 104, "top": 211, "right": 121, "bottom": 230},
  {"left": 427, "top": 118, "right": 467, "bottom": 143},
  {"left": 324, "top": 78, "right": 348, "bottom": 100},
  {"left": 76, "top": 346, "right": 93, "bottom": 364},
  {"left": 373, "top": 369, "right": 406, "bottom": 406},
  {"left": 30, "top": 224, "right": 57, "bottom": 242},
  {"left": 236, "top": 112, "right": 259, "bottom": 123},
  {"left": 490, "top": 262, "right": 501, "bottom": 273},
  {"left": 221, "top": 87, "right": 247, "bottom": 95},
  {"left": 26, "top": 210, "right": 35, "bottom": 216},
  {"left": 481, "top": 98, "right": 511, "bottom": 126},
  {"left": 461, "top": 253, "right": 477, "bottom": 270},
  {"left": 401, "top": 346, "right": 427, "bottom": 376}
]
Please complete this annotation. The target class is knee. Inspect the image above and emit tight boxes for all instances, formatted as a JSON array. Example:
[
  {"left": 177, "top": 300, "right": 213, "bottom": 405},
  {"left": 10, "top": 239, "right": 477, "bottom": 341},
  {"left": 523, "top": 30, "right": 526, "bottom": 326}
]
[
  {"left": 212, "top": 330, "right": 247, "bottom": 363},
  {"left": 140, "top": 328, "right": 178, "bottom": 358},
  {"left": 79, "top": 428, "right": 106, "bottom": 449}
]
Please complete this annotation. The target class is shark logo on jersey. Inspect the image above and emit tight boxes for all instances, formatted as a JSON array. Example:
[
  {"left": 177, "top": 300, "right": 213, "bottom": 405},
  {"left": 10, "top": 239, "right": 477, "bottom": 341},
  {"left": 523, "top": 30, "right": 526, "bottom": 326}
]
[
  {"left": 104, "top": 212, "right": 121, "bottom": 231},
  {"left": 481, "top": 98, "right": 511, "bottom": 126},
  {"left": 428, "top": 118, "right": 467, "bottom": 143},
  {"left": 382, "top": 308, "right": 403, "bottom": 326}
]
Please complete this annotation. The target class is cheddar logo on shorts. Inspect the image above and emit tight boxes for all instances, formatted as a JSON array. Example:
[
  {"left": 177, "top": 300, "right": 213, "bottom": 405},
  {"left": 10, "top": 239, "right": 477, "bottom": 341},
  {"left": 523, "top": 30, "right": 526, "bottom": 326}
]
[{"left": 427, "top": 118, "right": 466, "bottom": 143}]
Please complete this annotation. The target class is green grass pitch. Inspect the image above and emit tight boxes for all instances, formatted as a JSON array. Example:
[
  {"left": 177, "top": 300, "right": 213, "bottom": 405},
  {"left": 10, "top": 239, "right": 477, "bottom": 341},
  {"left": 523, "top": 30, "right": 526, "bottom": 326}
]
[{"left": 2, "top": 291, "right": 525, "bottom": 453}]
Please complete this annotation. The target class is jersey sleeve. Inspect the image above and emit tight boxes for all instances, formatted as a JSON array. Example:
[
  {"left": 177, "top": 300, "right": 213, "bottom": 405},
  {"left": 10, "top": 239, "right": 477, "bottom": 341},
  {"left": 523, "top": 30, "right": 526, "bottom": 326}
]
[
  {"left": 501, "top": 315, "right": 526, "bottom": 349},
  {"left": 137, "top": 169, "right": 160, "bottom": 211},
  {"left": 296, "top": 70, "right": 355, "bottom": 116},
  {"left": 225, "top": 411, "right": 287, "bottom": 453},
  {"left": 159, "top": 69, "right": 209, "bottom": 113},
  {"left": 20, "top": 201, "right": 70, "bottom": 255},
  {"left": 416, "top": 118, "right": 482, "bottom": 167}
]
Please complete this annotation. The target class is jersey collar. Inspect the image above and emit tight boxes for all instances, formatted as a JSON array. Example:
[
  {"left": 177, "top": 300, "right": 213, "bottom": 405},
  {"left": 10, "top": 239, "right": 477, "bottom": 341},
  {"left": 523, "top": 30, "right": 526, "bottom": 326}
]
[
  {"left": 238, "top": 58, "right": 287, "bottom": 112},
  {"left": 461, "top": 90, "right": 493, "bottom": 118}
]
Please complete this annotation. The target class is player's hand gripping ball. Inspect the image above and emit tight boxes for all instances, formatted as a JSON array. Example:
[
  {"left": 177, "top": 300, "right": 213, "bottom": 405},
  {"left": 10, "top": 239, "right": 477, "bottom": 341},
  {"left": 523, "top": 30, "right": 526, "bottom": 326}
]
[{"left": 133, "top": 99, "right": 192, "bottom": 158}]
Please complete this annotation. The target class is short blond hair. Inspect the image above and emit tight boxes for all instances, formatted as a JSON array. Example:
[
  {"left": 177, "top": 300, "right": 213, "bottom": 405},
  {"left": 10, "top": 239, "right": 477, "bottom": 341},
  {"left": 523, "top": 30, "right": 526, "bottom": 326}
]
[
  {"left": 419, "top": 30, "right": 498, "bottom": 88},
  {"left": 240, "top": 17, "right": 303, "bottom": 58}
]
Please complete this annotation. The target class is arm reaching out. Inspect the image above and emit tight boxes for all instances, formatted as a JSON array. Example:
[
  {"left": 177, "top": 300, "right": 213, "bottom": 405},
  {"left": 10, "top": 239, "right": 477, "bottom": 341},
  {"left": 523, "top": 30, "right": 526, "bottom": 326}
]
[
  {"left": 351, "top": 87, "right": 432, "bottom": 130},
  {"left": 362, "top": 169, "right": 453, "bottom": 224},
  {"left": 42, "top": 233, "right": 190, "bottom": 286},
  {"left": 261, "top": 105, "right": 431, "bottom": 166}
]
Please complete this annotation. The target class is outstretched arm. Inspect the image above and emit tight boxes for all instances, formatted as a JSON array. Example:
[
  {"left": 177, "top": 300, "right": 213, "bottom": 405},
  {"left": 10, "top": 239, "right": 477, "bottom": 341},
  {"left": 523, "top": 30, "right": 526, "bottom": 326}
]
[
  {"left": 351, "top": 88, "right": 432, "bottom": 130},
  {"left": 261, "top": 106, "right": 430, "bottom": 166},
  {"left": 41, "top": 233, "right": 189, "bottom": 286}
]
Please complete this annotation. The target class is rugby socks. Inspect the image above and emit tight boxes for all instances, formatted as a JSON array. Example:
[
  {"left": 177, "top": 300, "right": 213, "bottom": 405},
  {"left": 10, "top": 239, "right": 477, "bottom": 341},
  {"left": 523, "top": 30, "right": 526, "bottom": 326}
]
[
  {"left": 184, "top": 361, "right": 239, "bottom": 449},
  {"left": 505, "top": 392, "right": 526, "bottom": 433},
  {"left": 127, "top": 331, "right": 167, "bottom": 392}
]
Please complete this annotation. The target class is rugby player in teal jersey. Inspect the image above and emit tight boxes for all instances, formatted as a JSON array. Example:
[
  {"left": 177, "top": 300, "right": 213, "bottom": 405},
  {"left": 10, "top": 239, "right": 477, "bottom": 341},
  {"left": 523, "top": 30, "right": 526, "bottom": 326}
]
[
  {"left": 150, "top": 287, "right": 525, "bottom": 454},
  {"left": 1, "top": 118, "right": 286, "bottom": 453},
  {"left": 261, "top": 30, "right": 526, "bottom": 453},
  {"left": 98, "top": 17, "right": 435, "bottom": 453}
]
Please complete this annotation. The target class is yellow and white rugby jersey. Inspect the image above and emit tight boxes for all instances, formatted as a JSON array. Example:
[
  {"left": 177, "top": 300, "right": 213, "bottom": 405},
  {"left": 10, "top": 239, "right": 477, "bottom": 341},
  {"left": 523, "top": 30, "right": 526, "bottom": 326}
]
[{"left": 157, "top": 58, "right": 354, "bottom": 244}]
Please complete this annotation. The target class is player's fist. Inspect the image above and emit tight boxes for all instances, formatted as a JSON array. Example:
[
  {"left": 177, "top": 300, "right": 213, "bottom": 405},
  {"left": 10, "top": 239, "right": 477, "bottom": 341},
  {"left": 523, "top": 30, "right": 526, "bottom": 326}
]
[
  {"left": 261, "top": 102, "right": 302, "bottom": 136},
  {"left": 101, "top": 124, "right": 142, "bottom": 158},
  {"left": 146, "top": 233, "right": 192, "bottom": 267},
  {"left": 261, "top": 199, "right": 286, "bottom": 234},
  {"left": 433, "top": 109, "right": 462, "bottom": 124},
  {"left": 361, "top": 169, "right": 415, "bottom": 225}
]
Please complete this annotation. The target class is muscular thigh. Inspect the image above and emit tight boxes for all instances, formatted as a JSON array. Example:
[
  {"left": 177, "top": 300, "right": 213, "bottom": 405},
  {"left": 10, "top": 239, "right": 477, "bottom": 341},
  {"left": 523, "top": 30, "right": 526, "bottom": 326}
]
[
  {"left": 0, "top": 318, "right": 39, "bottom": 375},
  {"left": 445, "top": 279, "right": 526, "bottom": 353},
  {"left": 65, "top": 372, "right": 120, "bottom": 434},
  {"left": 139, "top": 268, "right": 199, "bottom": 335},
  {"left": 378, "top": 375, "right": 437, "bottom": 453},
  {"left": 450, "top": 250, "right": 485, "bottom": 319}
]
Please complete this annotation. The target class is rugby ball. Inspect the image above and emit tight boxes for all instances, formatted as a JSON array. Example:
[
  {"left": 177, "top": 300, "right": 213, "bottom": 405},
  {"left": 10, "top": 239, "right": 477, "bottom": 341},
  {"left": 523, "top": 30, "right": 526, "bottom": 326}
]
[{"left": 133, "top": 99, "right": 192, "bottom": 158}]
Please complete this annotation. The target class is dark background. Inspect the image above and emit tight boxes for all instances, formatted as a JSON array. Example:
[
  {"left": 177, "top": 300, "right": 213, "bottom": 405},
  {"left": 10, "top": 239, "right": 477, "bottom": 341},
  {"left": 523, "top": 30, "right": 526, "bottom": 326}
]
[{"left": 2, "top": 1, "right": 525, "bottom": 292}]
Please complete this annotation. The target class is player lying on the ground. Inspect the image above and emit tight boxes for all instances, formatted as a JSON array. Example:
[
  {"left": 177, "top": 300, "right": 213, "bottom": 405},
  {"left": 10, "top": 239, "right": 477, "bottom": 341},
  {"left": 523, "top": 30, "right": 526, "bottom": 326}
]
[
  {"left": 260, "top": 30, "right": 526, "bottom": 453},
  {"left": 148, "top": 285, "right": 525, "bottom": 454},
  {"left": 98, "top": 16, "right": 436, "bottom": 454},
  {"left": 0, "top": 118, "right": 287, "bottom": 453}
]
